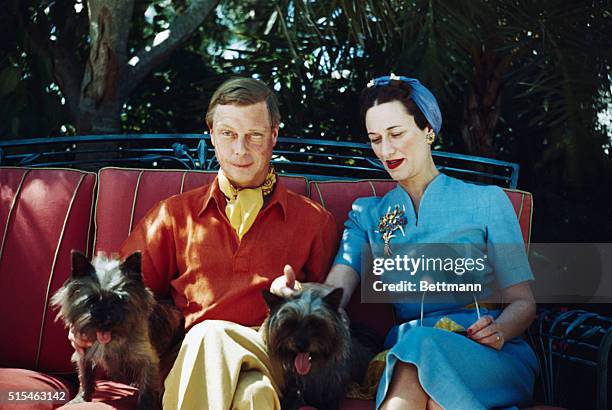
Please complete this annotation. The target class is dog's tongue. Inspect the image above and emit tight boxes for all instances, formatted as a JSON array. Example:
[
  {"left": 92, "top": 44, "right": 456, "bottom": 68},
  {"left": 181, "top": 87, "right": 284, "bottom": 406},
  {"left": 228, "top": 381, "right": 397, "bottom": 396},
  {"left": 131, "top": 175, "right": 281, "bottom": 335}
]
[
  {"left": 294, "top": 352, "right": 311, "bottom": 375},
  {"left": 96, "top": 331, "right": 111, "bottom": 344}
]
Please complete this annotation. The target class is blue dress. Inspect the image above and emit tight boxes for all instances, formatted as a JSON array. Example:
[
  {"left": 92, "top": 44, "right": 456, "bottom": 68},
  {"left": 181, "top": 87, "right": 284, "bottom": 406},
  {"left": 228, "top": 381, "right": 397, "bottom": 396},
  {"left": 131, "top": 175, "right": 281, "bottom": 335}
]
[{"left": 334, "top": 173, "right": 538, "bottom": 409}]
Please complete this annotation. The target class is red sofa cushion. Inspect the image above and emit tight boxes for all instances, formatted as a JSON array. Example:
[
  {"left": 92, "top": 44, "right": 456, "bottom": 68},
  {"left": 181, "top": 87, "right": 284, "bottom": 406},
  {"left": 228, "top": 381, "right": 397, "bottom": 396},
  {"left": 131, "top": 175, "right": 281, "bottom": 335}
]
[
  {"left": 94, "top": 168, "right": 308, "bottom": 254},
  {"left": 58, "top": 381, "right": 139, "bottom": 409},
  {"left": 0, "top": 369, "right": 139, "bottom": 410},
  {"left": 308, "top": 179, "right": 534, "bottom": 340},
  {"left": 0, "top": 168, "right": 97, "bottom": 373},
  {"left": 0, "top": 368, "right": 75, "bottom": 409},
  {"left": 308, "top": 180, "right": 398, "bottom": 340},
  {"left": 309, "top": 180, "right": 533, "bottom": 246},
  {"left": 309, "top": 180, "right": 397, "bottom": 238},
  {"left": 504, "top": 188, "right": 534, "bottom": 247}
]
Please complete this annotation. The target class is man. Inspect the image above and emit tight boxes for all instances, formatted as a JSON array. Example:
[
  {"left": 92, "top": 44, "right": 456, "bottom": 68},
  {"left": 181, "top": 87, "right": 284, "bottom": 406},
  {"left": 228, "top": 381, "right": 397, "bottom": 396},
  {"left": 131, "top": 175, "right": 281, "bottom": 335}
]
[{"left": 70, "top": 77, "right": 338, "bottom": 409}]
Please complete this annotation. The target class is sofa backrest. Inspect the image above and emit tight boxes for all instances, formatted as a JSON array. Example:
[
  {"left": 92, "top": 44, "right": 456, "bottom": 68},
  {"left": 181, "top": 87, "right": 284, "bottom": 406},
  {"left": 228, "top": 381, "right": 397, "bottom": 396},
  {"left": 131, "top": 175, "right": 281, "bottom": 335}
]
[
  {"left": 0, "top": 166, "right": 534, "bottom": 371},
  {"left": 309, "top": 180, "right": 533, "bottom": 246},
  {"left": 308, "top": 179, "right": 534, "bottom": 339},
  {"left": 96, "top": 170, "right": 533, "bottom": 341},
  {"left": 94, "top": 168, "right": 309, "bottom": 253},
  {"left": 0, "top": 167, "right": 97, "bottom": 373}
]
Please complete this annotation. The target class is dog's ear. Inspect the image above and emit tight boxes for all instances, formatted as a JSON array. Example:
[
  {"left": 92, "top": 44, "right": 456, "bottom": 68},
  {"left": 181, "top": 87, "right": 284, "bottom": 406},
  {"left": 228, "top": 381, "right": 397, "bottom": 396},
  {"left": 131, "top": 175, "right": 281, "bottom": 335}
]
[
  {"left": 71, "top": 250, "right": 95, "bottom": 278},
  {"left": 261, "top": 289, "right": 286, "bottom": 311},
  {"left": 120, "top": 251, "right": 143, "bottom": 281},
  {"left": 322, "top": 287, "right": 344, "bottom": 310}
]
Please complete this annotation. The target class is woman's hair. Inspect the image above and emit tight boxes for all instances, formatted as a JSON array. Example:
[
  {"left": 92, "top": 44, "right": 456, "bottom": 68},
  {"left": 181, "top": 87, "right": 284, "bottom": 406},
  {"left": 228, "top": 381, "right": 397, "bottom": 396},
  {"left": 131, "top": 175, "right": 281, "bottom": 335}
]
[
  {"left": 359, "top": 80, "right": 429, "bottom": 130},
  {"left": 206, "top": 77, "right": 280, "bottom": 129}
]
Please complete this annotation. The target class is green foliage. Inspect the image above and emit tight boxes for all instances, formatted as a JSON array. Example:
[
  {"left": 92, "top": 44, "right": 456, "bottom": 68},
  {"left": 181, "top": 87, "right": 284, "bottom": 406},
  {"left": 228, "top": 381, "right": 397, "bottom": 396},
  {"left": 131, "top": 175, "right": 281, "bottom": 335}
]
[
  {"left": 0, "top": 0, "right": 88, "bottom": 138},
  {"left": 213, "top": 0, "right": 612, "bottom": 241},
  {"left": 1, "top": 0, "right": 611, "bottom": 240}
]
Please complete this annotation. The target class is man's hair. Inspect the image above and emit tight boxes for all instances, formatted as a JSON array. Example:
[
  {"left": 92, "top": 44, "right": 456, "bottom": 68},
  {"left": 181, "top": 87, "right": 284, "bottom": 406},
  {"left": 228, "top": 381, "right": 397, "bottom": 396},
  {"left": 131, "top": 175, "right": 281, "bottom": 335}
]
[{"left": 205, "top": 77, "right": 280, "bottom": 129}]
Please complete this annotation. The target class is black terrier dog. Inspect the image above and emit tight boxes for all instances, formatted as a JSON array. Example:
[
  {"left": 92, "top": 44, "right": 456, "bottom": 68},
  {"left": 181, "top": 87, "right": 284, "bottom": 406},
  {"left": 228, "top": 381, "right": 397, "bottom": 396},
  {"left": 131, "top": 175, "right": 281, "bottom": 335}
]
[
  {"left": 51, "top": 251, "right": 184, "bottom": 410},
  {"left": 261, "top": 284, "right": 378, "bottom": 410}
]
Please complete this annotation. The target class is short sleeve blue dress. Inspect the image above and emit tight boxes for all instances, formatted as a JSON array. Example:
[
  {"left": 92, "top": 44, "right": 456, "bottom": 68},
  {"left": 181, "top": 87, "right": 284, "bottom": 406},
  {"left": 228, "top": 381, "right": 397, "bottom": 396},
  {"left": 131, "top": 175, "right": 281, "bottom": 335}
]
[{"left": 334, "top": 173, "right": 538, "bottom": 409}]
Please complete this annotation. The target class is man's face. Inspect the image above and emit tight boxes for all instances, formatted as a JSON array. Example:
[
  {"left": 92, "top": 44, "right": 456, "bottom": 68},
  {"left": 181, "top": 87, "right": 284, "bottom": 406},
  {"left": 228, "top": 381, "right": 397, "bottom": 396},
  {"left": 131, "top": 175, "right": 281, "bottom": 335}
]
[{"left": 210, "top": 101, "right": 278, "bottom": 188}]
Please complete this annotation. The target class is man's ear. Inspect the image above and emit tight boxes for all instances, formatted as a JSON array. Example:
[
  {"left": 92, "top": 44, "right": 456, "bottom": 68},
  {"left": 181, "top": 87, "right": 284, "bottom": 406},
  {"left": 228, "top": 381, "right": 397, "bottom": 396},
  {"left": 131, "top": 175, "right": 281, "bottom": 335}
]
[
  {"left": 209, "top": 129, "right": 216, "bottom": 147},
  {"left": 271, "top": 125, "right": 279, "bottom": 146}
]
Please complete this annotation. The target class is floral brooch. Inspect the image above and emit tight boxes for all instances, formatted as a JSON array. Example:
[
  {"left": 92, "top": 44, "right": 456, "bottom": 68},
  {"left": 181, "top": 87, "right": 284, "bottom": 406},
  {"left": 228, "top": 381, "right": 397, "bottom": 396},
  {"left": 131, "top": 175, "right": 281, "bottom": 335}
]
[{"left": 377, "top": 205, "right": 408, "bottom": 257}]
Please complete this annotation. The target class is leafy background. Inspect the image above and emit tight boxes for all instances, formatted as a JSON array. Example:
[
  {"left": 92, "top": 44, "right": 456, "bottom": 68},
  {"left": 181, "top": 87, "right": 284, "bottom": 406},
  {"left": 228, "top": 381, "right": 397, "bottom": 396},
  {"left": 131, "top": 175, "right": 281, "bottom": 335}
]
[
  {"left": 1, "top": 2, "right": 611, "bottom": 406},
  {"left": 1, "top": 0, "right": 611, "bottom": 243}
]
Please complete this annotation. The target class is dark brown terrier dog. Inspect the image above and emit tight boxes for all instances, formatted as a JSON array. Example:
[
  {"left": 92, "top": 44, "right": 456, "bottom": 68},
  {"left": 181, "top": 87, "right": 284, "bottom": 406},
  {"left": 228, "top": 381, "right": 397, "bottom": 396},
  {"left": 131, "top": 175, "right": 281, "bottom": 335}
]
[
  {"left": 51, "top": 251, "right": 184, "bottom": 410},
  {"left": 261, "top": 284, "right": 378, "bottom": 410}
]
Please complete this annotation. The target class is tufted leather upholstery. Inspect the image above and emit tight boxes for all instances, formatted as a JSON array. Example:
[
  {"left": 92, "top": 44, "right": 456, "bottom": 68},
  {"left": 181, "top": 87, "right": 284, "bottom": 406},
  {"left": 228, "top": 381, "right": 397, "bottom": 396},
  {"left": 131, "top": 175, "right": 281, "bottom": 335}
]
[
  {"left": 0, "top": 168, "right": 96, "bottom": 373},
  {"left": 0, "top": 167, "right": 539, "bottom": 410},
  {"left": 94, "top": 167, "right": 308, "bottom": 254}
]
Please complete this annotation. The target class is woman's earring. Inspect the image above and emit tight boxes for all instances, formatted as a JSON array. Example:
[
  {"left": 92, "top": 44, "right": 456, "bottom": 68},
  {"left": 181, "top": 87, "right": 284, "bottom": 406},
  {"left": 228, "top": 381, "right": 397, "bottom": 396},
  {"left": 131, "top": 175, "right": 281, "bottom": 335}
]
[{"left": 425, "top": 131, "right": 435, "bottom": 145}]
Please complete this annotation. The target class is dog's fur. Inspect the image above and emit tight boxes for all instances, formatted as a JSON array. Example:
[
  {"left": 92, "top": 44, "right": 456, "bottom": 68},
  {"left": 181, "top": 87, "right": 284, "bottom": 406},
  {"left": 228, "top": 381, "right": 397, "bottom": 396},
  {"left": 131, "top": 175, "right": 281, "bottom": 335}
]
[
  {"left": 51, "top": 251, "right": 184, "bottom": 410},
  {"left": 261, "top": 284, "right": 378, "bottom": 410}
]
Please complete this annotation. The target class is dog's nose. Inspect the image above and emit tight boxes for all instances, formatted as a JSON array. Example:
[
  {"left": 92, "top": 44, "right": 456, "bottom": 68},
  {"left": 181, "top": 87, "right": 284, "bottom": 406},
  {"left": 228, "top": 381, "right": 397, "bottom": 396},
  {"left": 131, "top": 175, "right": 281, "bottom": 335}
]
[
  {"left": 110, "top": 309, "right": 124, "bottom": 324},
  {"left": 295, "top": 338, "right": 309, "bottom": 352}
]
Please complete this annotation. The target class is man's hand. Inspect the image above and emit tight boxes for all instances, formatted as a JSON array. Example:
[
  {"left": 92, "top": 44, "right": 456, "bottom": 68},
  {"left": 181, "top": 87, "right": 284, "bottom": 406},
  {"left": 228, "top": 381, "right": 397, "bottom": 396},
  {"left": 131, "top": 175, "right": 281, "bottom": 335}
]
[
  {"left": 269, "top": 264, "right": 302, "bottom": 298},
  {"left": 68, "top": 326, "right": 93, "bottom": 355}
]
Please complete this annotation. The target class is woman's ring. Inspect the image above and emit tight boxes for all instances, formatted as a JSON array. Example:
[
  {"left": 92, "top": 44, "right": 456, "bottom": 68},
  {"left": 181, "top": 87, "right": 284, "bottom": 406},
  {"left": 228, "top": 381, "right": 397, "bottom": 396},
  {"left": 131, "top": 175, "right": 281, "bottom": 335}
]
[{"left": 496, "top": 333, "right": 501, "bottom": 341}]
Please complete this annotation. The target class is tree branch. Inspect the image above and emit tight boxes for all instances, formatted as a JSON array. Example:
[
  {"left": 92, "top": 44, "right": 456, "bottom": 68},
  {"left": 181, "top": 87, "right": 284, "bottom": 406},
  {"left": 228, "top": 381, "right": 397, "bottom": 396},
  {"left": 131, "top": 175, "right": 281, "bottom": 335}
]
[{"left": 126, "top": 0, "right": 220, "bottom": 97}]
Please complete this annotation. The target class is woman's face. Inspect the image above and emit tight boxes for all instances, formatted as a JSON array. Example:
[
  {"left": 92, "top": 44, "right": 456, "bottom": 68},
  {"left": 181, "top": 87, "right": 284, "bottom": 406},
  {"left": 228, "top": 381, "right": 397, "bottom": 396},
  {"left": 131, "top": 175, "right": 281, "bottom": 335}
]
[{"left": 365, "top": 100, "right": 432, "bottom": 183}]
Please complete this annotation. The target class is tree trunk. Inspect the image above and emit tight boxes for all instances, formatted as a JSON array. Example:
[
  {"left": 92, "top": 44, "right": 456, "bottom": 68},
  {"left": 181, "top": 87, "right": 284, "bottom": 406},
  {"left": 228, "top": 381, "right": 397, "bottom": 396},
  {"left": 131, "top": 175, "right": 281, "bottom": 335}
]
[
  {"left": 461, "top": 47, "right": 504, "bottom": 158},
  {"left": 66, "top": 0, "right": 219, "bottom": 134},
  {"left": 76, "top": 101, "right": 123, "bottom": 135},
  {"left": 76, "top": 0, "right": 134, "bottom": 134}
]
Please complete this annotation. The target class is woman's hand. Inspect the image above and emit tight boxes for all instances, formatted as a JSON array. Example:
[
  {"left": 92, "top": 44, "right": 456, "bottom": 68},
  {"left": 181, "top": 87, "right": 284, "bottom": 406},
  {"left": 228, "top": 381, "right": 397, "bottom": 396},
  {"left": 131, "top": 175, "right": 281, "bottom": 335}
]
[
  {"left": 269, "top": 264, "right": 302, "bottom": 298},
  {"left": 467, "top": 315, "right": 505, "bottom": 351},
  {"left": 467, "top": 282, "right": 537, "bottom": 351},
  {"left": 68, "top": 326, "right": 93, "bottom": 355}
]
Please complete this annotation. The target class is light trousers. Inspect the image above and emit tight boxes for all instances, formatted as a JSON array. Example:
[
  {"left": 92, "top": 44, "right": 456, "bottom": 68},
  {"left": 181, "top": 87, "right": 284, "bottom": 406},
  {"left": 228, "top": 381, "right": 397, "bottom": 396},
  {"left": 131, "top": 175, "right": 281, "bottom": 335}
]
[{"left": 163, "top": 320, "right": 283, "bottom": 410}]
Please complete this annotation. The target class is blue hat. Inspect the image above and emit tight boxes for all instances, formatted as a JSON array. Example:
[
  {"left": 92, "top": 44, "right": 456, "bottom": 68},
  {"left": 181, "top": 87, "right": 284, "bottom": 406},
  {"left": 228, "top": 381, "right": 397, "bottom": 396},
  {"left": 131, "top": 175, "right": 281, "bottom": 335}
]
[{"left": 367, "top": 74, "right": 442, "bottom": 134}]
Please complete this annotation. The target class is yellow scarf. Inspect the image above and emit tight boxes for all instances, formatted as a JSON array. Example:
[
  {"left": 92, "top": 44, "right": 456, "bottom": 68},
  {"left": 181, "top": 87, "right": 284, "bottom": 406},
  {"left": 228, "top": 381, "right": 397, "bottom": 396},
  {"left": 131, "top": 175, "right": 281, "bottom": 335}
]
[{"left": 218, "top": 167, "right": 277, "bottom": 240}]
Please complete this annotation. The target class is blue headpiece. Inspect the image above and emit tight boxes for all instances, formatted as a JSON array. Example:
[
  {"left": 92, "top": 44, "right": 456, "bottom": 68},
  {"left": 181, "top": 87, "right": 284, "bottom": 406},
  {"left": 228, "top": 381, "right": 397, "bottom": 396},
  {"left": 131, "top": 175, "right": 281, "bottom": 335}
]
[{"left": 367, "top": 74, "right": 442, "bottom": 135}]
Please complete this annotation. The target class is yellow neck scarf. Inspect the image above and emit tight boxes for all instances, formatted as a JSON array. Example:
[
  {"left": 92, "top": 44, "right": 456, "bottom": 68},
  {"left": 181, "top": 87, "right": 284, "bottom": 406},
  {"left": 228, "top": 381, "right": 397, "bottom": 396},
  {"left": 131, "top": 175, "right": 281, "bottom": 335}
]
[{"left": 218, "top": 167, "right": 277, "bottom": 240}]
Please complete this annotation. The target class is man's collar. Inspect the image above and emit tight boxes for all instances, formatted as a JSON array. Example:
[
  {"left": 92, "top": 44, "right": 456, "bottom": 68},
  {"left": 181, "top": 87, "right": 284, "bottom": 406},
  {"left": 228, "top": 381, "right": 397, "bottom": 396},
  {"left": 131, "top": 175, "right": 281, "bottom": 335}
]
[
  {"left": 198, "top": 173, "right": 288, "bottom": 220},
  {"left": 198, "top": 177, "right": 221, "bottom": 216}
]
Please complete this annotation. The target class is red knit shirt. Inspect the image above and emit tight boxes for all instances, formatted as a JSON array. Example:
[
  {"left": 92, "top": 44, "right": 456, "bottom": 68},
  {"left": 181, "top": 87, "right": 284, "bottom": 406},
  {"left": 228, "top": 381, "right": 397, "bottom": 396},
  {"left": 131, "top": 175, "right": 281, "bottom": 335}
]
[{"left": 120, "top": 177, "right": 338, "bottom": 329}]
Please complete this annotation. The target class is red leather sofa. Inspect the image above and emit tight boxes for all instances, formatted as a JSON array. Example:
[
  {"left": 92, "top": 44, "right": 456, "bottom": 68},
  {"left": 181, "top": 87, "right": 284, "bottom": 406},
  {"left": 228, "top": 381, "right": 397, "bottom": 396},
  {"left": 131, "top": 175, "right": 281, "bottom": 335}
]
[{"left": 0, "top": 166, "right": 534, "bottom": 410}]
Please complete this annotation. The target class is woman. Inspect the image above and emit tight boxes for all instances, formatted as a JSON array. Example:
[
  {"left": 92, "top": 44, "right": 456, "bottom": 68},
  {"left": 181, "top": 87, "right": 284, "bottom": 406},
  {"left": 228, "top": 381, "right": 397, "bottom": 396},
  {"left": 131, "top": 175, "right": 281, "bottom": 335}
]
[{"left": 321, "top": 75, "right": 539, "bottom": 409}]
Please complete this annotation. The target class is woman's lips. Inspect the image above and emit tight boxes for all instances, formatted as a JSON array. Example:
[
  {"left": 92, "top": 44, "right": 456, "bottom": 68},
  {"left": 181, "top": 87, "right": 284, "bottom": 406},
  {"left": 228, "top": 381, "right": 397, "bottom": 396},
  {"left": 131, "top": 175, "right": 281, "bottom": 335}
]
[{"left": 386, "top": 159, "right": 405, "bottom": 169}]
